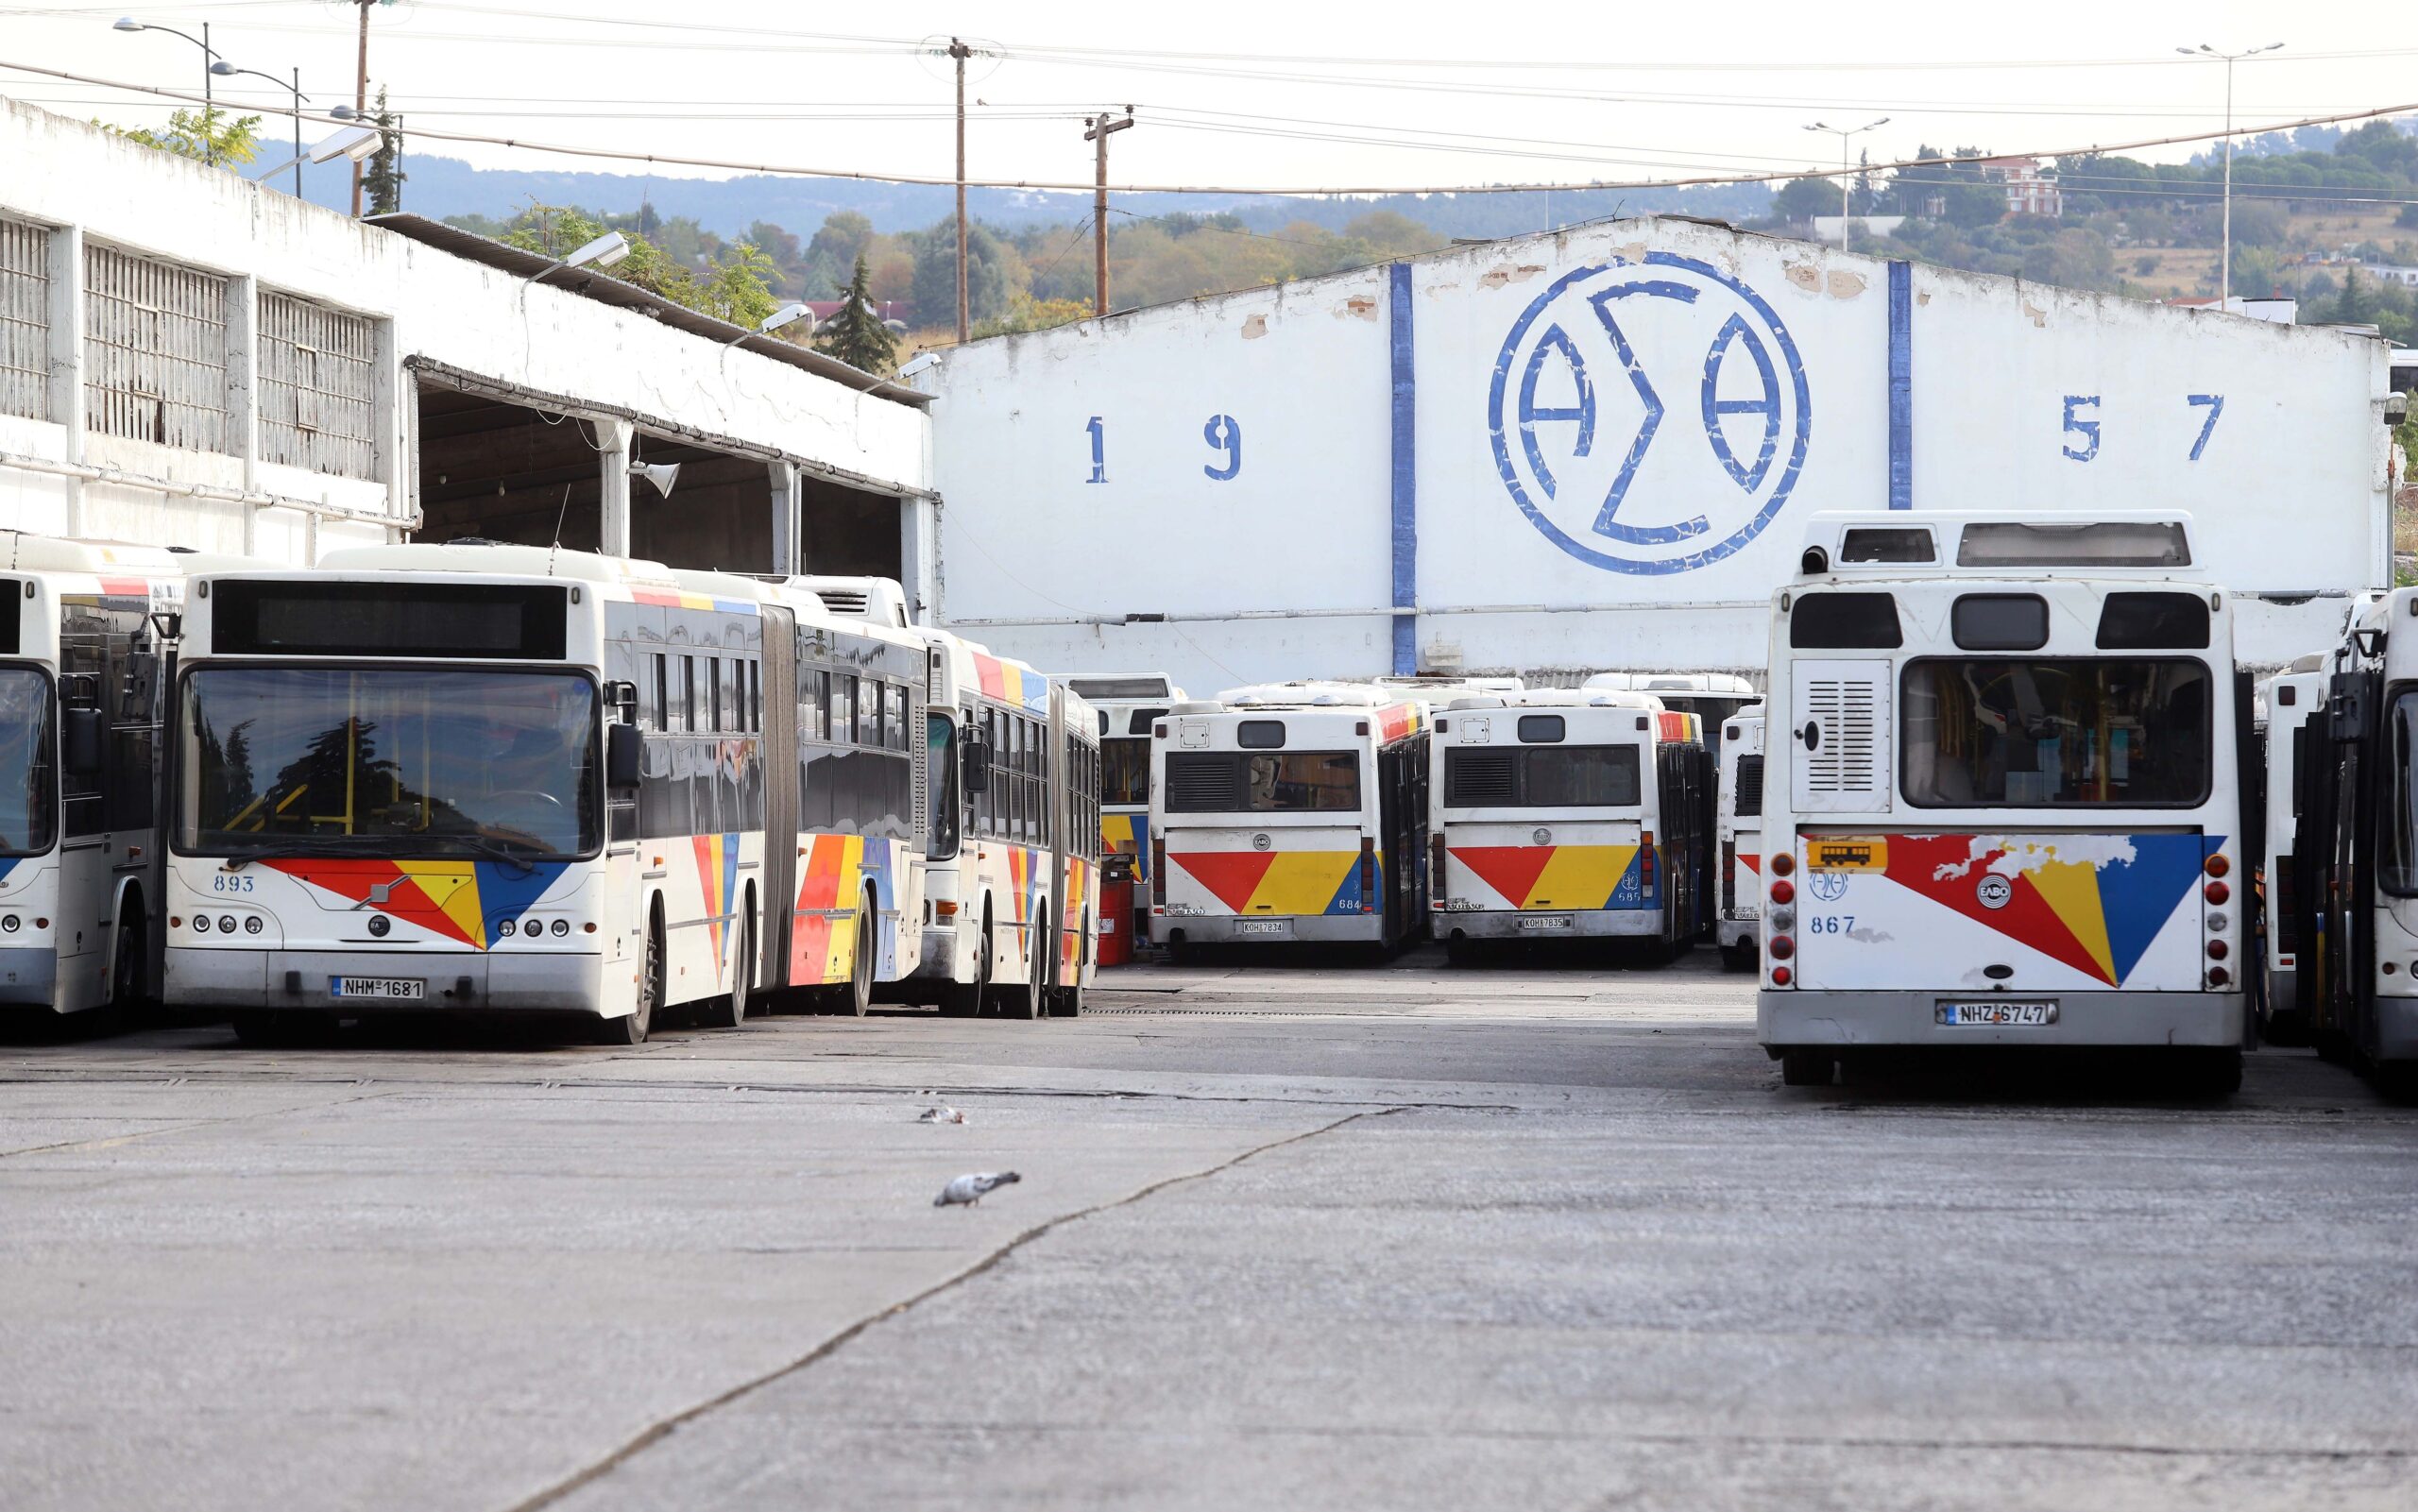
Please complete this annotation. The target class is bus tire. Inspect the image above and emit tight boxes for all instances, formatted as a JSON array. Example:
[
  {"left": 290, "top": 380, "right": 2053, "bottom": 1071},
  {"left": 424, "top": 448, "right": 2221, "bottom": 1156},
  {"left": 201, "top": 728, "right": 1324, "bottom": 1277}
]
[
  {"left": 231, "top": 1011, "right": 332, "bottom": 1048},
  {"left": 939, "top": 912, "right": 989, "bottom": 1018},
  {"left": 1444, "top": 937, "right": 1473, "bottom": 968},
  {"left": 1050, "top": 915, "right": 1086, "bottom": 1017},
  {"left": 2175, "top": 1046, "right": 2242, "bottom": 1100},
  {"left": 1779, "top": 1049, "right": 1834, "bottom": 1087},
  {"left": 2259, "top": 1008, "right": 2311, "bottom": 1048},
  {"left": 843, "top": 889, "right": 876, "bottom": 1018},
  {"left": 1720, "top": 943, "right": 1756, "bottom": 974},
  {"left": 110, "top": 899, "right": 150, "bottom": 1019},
  {"left": 700, "top": 894, "right": 754, "bottom": 1031},
  {"left": 600, "top": 910, "right": 662, "bottom": 1045}
]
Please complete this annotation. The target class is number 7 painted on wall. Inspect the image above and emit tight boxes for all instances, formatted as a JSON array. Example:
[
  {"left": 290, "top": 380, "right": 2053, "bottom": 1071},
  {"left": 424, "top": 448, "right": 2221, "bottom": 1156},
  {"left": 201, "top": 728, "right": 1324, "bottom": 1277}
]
[{"left": 2187, "top": 394, "right": 2223, "bottom": 461}]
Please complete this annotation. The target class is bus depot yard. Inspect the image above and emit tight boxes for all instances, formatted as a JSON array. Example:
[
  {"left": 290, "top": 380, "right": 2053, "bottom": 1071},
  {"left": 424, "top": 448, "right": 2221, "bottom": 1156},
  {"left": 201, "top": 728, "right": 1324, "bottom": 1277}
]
[{"left": 4, "top": 949, "right": 2414, "bottom": 1511}]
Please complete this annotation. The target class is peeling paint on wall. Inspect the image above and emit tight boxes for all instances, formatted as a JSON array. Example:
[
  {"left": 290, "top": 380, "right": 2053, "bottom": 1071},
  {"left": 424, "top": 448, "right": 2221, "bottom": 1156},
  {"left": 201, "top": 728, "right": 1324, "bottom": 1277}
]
[
  {"left": 1478, "top": 263, "right": 1547, "bottom": 289},
  {"left": 1827, "top": 270, "right": 1866, "bottom": 299},
  {"left": 1241, "top": 314, "right": 1268, "bottom": 340}
]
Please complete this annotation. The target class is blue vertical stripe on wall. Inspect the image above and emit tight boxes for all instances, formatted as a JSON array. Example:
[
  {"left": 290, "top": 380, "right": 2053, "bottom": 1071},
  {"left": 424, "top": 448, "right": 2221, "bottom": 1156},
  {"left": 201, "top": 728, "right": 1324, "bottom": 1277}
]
[
  {"left": 1388, "top": 262, "right": 1418, "bottom": 674},
  {"left": 1887, "top": 260, "right": 1913, "bottom": 510}
]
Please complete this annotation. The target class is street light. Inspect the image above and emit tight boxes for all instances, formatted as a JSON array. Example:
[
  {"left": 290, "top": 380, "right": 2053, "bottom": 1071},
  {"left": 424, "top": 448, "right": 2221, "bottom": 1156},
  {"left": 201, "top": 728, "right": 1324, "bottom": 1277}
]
[
  {"left": 247, "top": 123, "right": 382, "bottom": 182},
  {"left": 727, "top": 301, "right": 816, "bottom": 348},
  {"left": 1804, "top": 117, "right": 1890, "bottom": 252},
  {"left": 210, "top": 61, "right": 357, "bottom": 196},
  {"left": 112, "top": 16, "right": 227, "bottom": 163},
  {"left": 2178, "top": 42, "right": 2286, "bottom": 306},
  {"left": 524, "top": 230, "right": 631, "bottom": 288}
]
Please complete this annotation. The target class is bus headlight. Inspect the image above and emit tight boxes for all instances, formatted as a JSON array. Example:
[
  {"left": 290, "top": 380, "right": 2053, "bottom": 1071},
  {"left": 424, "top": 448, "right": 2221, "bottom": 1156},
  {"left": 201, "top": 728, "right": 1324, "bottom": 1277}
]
[
  {"left": 245, "top": 916, "right": 263, "bottom": 935},
  {"left": 0, "top": 914, "right": 16, "bottom": 933},
  {"left": 191, "top": 914, "right": 210, "bottom": 933}
]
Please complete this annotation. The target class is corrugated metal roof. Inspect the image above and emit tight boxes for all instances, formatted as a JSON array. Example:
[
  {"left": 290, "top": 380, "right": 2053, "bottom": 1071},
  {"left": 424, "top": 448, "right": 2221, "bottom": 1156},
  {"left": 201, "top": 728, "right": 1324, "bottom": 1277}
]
[{"left": 363, "top": 212, "right": 931, "bottom": 408}]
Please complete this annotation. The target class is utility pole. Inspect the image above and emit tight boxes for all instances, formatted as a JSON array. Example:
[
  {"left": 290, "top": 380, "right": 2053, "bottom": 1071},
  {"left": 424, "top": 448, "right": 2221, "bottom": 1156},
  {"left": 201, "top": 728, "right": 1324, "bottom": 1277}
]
[
  {"left": 349, "top": 0, "right": 376, "bottom": 216},
  {"left": 1803, "top": 117, "right": 1888, "bottom": 252},
  {"left": 950, "top": 38, "right": 972, "bottom": 343},
  {"left": 1084, "top": 109, "right": 1133, "bottom": 317}
]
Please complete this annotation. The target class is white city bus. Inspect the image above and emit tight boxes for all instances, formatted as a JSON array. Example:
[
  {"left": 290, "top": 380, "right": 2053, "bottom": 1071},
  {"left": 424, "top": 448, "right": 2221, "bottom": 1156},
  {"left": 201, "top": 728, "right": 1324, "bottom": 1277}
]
[
  {"left": 1428, "top": 688, "right": 1713, "bottom": 962},
  {"left": 2285, "top": 593, "right": 2418, "bottom": 1095},
  {"left": 1584, "top": 671, "right": 1759, "bottom": 753},
  {"left": 1717, "top": 705, "right": 1767, "bottom": 972},
  {"left": 1063, "top": 671, "right": 1184, "bottom": 943},
  {"left": 0, "top": 535, "right": 243, "bottom": 1020},
  {"left": 164, "top": 545, "right": 931, "bottom": 1043},
  {"left": 2254, "top": 659, "right": 2324, "bottom": 1045},
  {"left": 1150, "top": 683, "right": 1428, "bottom": 954},
  {"left": 911, "top": 632, "right": 1100, "bottom": 1017},
  {"left": 1758, "top": 513, "right": 2248, "bottom": 1095}
]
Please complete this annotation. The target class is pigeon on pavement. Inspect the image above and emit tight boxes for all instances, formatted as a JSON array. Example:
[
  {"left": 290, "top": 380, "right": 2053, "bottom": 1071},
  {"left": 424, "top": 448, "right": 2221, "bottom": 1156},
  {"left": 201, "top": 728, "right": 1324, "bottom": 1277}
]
[
  {"left": 916, "top": 1106, "right": 967, "bottom": 1125},
  {"left": 935, "top": 1171, "right": 1020, "bottom": 1207}
]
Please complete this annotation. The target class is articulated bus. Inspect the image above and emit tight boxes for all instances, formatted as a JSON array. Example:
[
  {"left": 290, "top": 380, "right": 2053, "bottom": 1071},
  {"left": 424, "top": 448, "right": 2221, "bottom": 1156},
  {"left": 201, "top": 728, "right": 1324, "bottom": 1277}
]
[
  {"left": 0, "top": 534, "right": 247, "bottom": 1020},
  {"left": 2255, "top": 658, "right": 2325, "bottom": 1045},
  {"left": 1758, "top": 513, "right": 2249, "bottom": 1096},
  {"left": 165, "top": 545, "right": 931, "bottom": 1044},
  {"left": 1428, "top": 688, "right": 1713, "bottom": 962},
  {"left": 1584, "top": 671, "right": 1760, "bottom": 754},
  {"left": 2286, "top": 592, "right": 2418, "bottom": 1094},
  {"left": 1062, "top": 671, "right": 1184, "bottom": 940},
  {"left": 911, "top": 633, "right": 1100, "bottom": 1017},
  {"left": 1150, "top": 683, "right": 1428, "bottom": 955},
  {"left": 1718, "top": 705, "right": 1767, "bottom": 972}
]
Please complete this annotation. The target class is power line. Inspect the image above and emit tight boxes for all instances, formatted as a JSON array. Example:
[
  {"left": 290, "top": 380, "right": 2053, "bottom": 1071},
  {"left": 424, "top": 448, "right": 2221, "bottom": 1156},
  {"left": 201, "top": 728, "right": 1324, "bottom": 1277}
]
[{"left": 9, "top": 57, "right": 2417, "bottom": 200}]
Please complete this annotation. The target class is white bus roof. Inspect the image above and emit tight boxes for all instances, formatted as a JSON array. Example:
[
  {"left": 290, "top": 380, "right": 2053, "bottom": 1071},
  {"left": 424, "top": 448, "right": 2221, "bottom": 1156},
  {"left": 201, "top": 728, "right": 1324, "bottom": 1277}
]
[
  {"left": 314, "top": 541, "right": 686, "bottom": 588},
  {"left": 1795, "top": 511, "right": 2200, "bottom": 577},
  {"left": 778, "top": 575, "right": 912, "bottom": 627},
  {"left": 1219, "top": 681, "right": 1403, "bottom": 709},
  {"left": 1582, "top": 671, "right": 1756, "bottom": 696},
  {"left": 0, "top": 531, "right": 238, "bottom": 576},
  {"left": 1063, "top": 672, "right": 1184, "bottom": 702},
  {"left": 1446, "top": 688, "right": 1664, "bottom": 712}
]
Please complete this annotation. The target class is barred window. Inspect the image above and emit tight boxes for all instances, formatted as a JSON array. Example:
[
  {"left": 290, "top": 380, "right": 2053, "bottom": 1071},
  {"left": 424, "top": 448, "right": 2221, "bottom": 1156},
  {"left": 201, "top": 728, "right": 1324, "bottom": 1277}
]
[
  {"left": 0, "top": 216, "right": 48, "bottom": 423},
  {"left": 83, "top": 243, "right": 230, "bottom": 451},
  {"left": 259, "top": 290, "right": 379, "bottom": 480}
]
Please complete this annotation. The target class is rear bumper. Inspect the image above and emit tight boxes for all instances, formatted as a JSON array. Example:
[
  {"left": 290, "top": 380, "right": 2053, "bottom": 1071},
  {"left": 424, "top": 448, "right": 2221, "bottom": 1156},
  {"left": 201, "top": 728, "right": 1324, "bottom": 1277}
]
[
  {"left": 1435, "top": 909, "right": 1655, "bottom": 941},
  {"left": 166, "top": 947, "right": 606, "bottom": 1015},
  {"left": 1759, "top": 988, "right": 2244, "bottom": 1049},
  {"left": 1717, "top": 918, "right": 1758, "bottom": 951},
  {"left": 2376, "top": 995, "right": 2418, "bottom": 1063},
  {"left": 0, "top": 946, "right": 59, "bottom": 1007},
  {"left": 1153, "top": 913, "right": 1386, "bottom": 944}
]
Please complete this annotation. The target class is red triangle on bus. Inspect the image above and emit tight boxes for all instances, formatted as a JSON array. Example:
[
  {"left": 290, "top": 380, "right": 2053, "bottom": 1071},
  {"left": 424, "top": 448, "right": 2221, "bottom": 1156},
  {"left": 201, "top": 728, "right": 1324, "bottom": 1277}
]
[
  {"left": 1170, "top": 850, "right": 1278, "bottom": 913},
  {"left": 1452, "top": 846, "right": 1554, "bottom": 909}
]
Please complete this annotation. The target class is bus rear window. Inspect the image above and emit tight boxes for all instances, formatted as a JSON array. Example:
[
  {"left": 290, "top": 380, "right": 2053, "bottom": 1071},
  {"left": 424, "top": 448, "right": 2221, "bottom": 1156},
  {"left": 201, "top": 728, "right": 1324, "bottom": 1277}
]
[
  {"left": 1100, "top": 737, "right": 1149, "bottom": 806},
  {"left": 1445, "top": 746, "right": 1641, "bottom": 808},
  {"left": 1901, "top": 658, "right": 2210, "bottom": 807},
  {"left": 1164, "top": 751, "right": 1359, "bottom": 813},
  {"left": 1790, "top": 593, "right": 1902, "bottom": 649}
]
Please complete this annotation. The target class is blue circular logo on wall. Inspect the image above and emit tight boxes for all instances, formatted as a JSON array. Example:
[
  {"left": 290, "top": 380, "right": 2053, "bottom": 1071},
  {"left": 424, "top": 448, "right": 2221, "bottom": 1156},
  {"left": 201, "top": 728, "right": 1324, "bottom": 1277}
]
[{"left": 1488, "top": 253, "right": 1812, "bottom": 576}]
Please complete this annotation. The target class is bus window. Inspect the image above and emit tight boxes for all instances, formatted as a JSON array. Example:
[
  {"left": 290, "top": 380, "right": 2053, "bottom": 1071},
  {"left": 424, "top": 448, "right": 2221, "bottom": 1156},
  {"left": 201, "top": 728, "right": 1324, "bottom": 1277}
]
[
  {"left": 2383, "top": 692, "right": 2418, "bottom": 896},
  {"left": 1101, "top": 737, "right": 1148, "bottom": 806},
  {"left": 833, "top": 676, "right": 856, "bottom": 748},
  {"left": 1900, "top": 658, "right": 2211, "bottom": 807},
  {"left": 927, "top": 713, "right": 959, "bottom": 858},
  {"left": 1165, "top": 751, "right": 1359, "bottom": 813}
]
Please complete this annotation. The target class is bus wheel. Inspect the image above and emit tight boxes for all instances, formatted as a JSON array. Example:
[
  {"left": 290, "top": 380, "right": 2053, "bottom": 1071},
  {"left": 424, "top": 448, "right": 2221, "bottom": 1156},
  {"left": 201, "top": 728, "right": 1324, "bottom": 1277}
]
[
  {"left": 844, "top": 890, "right": 876, "bottom": 1018},
  {"left": 939, "top": 915, "right": 989, "bottom": 1018},
  {"left": 1779, "top": 1049, "right": 1834, "bottom": 1087},
  {"left": 1007, "top": 929, "right": 1047, "bottom": 1020},
  {"left": 600, "top": 915, "right": 661, "bottom": 1045},
  {"left": 702, "top": 903, "right": 753, "bottom": 1031},
  {"left": 231, "top": 1011, "right": 331, "bottom": 1048},
  {"left": 1050, "top": 916, "right": 1086, "bottom": 1017},
  {"left": 1720, "top": 943, "right": 1756, "bottom": 974},
  {"left": 111, "top": 906, "right": 150, "bottom": 1020},
  {"left": 2174, "top": 1047, "right": 2242, "bottom": 1100}
]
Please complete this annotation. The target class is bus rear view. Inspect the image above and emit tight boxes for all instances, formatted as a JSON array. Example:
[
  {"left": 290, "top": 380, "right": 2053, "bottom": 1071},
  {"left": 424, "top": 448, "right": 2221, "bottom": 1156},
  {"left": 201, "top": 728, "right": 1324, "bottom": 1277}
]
[{"left": 1759, "top": 514, "right": 2244, "bottom": 1095}]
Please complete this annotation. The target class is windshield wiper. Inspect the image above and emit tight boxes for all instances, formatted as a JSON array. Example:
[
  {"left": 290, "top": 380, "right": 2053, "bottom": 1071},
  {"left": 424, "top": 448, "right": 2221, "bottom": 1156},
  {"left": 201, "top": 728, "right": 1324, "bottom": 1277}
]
[
  {"left": 439, "top": 835, "right": 545, "bottom": 875},
  {"left": 220, "top": 839, "right": 375, "bottom": 872}
]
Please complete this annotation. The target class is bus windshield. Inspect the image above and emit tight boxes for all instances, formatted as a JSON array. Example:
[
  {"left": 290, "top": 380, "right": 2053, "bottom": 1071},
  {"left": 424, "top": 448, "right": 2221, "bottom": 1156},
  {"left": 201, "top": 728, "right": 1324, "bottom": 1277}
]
[
  {"left": 0, "top": 669, "right": 56, "bottom": 856},
  {"left": 1101, "top": 736, "right": 1149, "bottom": 807},
  {"left": 1901, "top": 658, "right": 2210, "bottom": 807},
  {"left": 179, "top": 667, "right": 600, "bottom": 857},
  {"left": 1166, "top": 750, "right": 1360, "bottom": 813}
]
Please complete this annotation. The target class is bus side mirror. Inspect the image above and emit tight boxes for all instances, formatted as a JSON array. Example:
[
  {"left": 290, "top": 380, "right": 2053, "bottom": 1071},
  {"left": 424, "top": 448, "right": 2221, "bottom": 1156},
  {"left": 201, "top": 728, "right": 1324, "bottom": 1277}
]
[
  {"left": 606, "top": 722, "right": 643, "bottom": 789},
  {"left": 962, "top": 738, "right": 991, "bottom": 794},
  {"left": 63, "top": 708, "right": 103, "bottom": 775}
]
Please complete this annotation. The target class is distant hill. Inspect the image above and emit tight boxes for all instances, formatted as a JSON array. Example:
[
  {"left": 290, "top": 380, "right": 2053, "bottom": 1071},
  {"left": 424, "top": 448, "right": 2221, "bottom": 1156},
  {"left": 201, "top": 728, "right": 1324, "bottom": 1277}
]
[{"left": 317, "top": 152, "right": 1773, "bottom": 242}]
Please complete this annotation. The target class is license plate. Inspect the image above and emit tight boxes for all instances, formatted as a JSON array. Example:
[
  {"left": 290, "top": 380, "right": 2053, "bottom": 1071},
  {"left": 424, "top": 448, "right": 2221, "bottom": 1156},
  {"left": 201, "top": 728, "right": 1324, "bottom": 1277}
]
[
  {"left": 1936, "top": 1000, "right": 2057, "bottom": 1028},
  {"left": 1235, "top": 919, "right": 1292, "bottom": 938},
  {"left": 1517, "top": 914, "right": 1574, "bottom": 932},
  {"left": 331, "top": 977, "right": 424, "bottom": 1001}
]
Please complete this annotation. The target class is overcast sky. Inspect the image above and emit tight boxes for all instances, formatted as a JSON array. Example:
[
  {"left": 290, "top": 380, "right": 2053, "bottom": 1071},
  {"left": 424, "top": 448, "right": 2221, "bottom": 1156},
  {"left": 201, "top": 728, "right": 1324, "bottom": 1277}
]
[{"left": 0, "top": 0, "right": 2409, "bottom": 197}]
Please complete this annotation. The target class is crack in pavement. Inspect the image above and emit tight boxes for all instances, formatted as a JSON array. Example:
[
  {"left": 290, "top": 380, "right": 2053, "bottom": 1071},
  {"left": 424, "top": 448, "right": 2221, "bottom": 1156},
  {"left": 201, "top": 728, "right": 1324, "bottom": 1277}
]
[
  {"left": 0, "top": 1088, "right": 404, "bottom": 1160},
  {"left": 498, "top": 1105, "right": 1401, "bottom": 1512}
]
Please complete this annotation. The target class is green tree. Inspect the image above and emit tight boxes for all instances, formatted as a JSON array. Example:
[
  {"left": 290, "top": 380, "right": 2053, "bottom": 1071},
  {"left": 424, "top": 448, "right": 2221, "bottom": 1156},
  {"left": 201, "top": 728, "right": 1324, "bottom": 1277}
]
[
  {"left": 99, "top": 107, "right": 262, "bottom": 167},
  {"left": 808, "top": 212, "right": 876, "bottom": 273},
  {"left": 1771, "top": 178, "right": 1835, "bottom": 223},
  {"left": 816, "top": 254, "right": 898, "bottom": 374},
  {"left": 2329, "top": 266, "right": 2379, "bottom": 326},
  {"left": 495, "top": 204, "right": 776, "bottom": 327},
  {"left": 911, "top": 219, "right": 1011, "bottom": 330},
  {"left": 362, "top": 88, "right": 404, "bottom": 215}
]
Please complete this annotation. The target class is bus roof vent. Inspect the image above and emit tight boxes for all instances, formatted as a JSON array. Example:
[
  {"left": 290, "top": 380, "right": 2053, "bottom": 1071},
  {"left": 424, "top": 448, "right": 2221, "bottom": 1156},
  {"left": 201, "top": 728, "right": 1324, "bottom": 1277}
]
[
  {"left": 1955, "top": 519, "right": 2191, "bottom": 569},
  {"left": 783, "top": 575, "right": 912, "bottom": 626},
  {"left": 1171, "top": 700, "right": 1225, "bottom": 715},
  {"left": 1066, "top": 673, "right": 1175, "bottom": 700}
]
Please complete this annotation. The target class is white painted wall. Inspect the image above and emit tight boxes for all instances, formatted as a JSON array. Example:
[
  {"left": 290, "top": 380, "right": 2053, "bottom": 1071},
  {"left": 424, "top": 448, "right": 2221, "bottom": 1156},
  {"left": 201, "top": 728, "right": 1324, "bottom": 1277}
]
[
  {"left": 928, "top": 215, "right": 2392, "bottom": 687},
  {"left": 0, "top": 98, "right": 928, "bottom": 569}
]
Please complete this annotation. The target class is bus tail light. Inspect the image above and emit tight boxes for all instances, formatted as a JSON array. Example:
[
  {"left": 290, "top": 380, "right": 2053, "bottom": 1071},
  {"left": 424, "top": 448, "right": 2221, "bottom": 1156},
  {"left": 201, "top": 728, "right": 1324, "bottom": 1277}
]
[
  {"left": 1767, "top": 934, "right": 1794, "bottom": 960},
  {"left": 1640, "top": 830, "right": 1657, "bottom": 897},
  {"left": 1770, "top": 851, "right": 1794, "bottom": 877},
  {"left": 1431, "top": 833, "right": 1447, "bottom": 908},
  {"left": 1151, "top": 838, "right": 1167, "bottom": 906},
  {"left": 1722, "top": 841, "right": 1735, "bottom": 913},
  {"left": 1769, "top": 964, "right": 1792, "bottom": 987},
  {"left": 1359, "top": 838, "right": 1376, "bottom": 914},
  {"left": 2204, "top": 853, "right": 2230, "bottom": 878},
  {"left": 2207, "top": 965, "right": 2231, "bottom": 987},
  {"left": 2206, "top": 939, "right": 2228, "bottom": 960},
  {"left": 1769, "top": 878, "right": 1795, "bottom": 905},
  {"left": 2204, "top": 881, "right": 2230, "bottom": 906},
  {"left": 934, "top": 899, "right": 959, "bottom": 919}
]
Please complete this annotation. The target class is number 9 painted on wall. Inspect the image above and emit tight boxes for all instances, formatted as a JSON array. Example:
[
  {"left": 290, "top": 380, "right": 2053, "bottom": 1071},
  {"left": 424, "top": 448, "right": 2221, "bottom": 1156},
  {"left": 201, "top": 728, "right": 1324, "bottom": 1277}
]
[{"left": 1202, "top": 413, "right": 1242, "bottom": 480}]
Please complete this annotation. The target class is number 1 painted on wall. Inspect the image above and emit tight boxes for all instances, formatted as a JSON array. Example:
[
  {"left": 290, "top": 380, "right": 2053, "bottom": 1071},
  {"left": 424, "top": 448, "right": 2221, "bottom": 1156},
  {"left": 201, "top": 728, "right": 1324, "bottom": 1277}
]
[
  {"left": 1085, "top": 416, "right": 1105, "bottom": 484},
  {"left": 2187, "top": 394, "right": 2223, "bottom": 460}
]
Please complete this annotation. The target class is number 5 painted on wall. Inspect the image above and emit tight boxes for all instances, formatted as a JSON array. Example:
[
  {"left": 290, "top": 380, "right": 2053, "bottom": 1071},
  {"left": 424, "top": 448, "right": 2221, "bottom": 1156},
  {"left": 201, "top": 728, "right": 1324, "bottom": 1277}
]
[
  {"left": 2187, "top": 394, "right": 2224, "bottom": 460},
  {"left": 2061, "top": 396, "right": 2101, "bottom": 462},
  {"left": 1202, "top": 413, "right": 1242, "bottom": 480}
]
